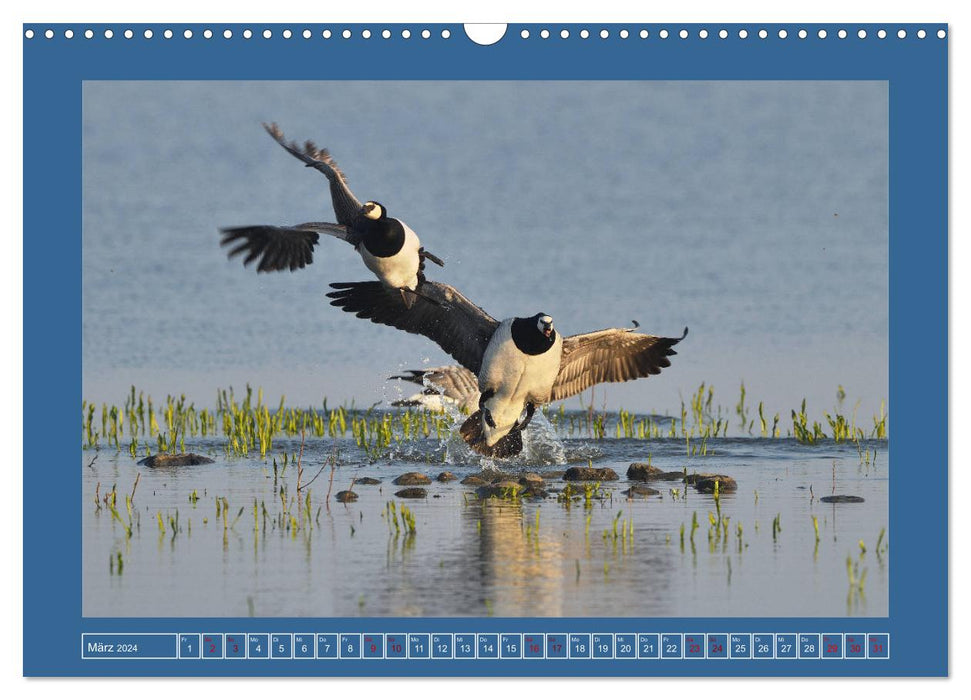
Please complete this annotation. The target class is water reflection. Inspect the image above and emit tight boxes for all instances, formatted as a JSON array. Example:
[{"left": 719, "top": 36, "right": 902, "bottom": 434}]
[
  {"left": 83, "top": 436, "right": 888, "bottom": 618},
  {"left": 465, "top": 500, "right": 565, "bottom": 617}
]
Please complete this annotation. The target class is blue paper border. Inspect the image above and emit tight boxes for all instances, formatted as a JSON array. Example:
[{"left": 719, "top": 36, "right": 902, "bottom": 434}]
[{"left": 23, "top": 22, "right": 947, "bottom": 677}]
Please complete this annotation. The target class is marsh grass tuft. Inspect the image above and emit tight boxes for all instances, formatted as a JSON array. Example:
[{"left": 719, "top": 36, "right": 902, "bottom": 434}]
[
  {"left": 84, "top": 384, "right": 887, "bottom": 461},
  {"left": 876, "top": 527, "right": 887, "bottom": 556},
  {"left": 792, "top": 399, "right": 825, "bottom": 445}
]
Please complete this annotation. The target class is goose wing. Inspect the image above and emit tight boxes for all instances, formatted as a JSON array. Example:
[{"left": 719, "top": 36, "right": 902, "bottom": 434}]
[
  {"left": 550, "top": 326, "right": 688, "bottom": 402},
  {"left": 327, "top": 281, "right": 499, "bottom": 374},
  {"left": 220, "top": 222, "right": 357, "bottom": 272},
  {"left": 389, "top": 366, "right": 480, "bottom": 403},
  {"left": 263, "top": 122, "right": 363, "bottom": 226}
]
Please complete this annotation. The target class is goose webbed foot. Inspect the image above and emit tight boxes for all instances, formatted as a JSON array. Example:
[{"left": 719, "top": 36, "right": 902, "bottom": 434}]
[
  {"left": 420, "top": 247, "right": 445, "bottom": 267},
  {"left": 512, "top": 402, "right": 536, "bottom": 432}
]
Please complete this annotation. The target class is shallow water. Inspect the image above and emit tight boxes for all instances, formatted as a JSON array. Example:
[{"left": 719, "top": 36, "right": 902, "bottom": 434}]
[{"left": 82, "top": 412, "right": 887, "bottom": 618}]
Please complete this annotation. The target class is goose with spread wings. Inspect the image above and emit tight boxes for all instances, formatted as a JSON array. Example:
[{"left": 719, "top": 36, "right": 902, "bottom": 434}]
[
  {"left": 328, "top": 280, "right": 687, "bottom": 458},
  {"left": 389, "top": 366, "right": 480, "bottom": 412},
  {"left": 219, "top": 123, "right": 443, "bottom": 307}
]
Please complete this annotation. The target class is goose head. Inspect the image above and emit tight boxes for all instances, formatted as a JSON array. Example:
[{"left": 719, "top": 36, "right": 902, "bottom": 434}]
[
  {"left": 535, "top": 313, "right": 554, "bottom": 339},
  {"left": 361, "top": 201, "right": 386, "bottom": 220}
]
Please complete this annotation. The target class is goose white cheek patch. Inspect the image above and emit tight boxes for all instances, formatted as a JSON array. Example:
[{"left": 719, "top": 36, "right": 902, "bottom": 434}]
[{"left": 23, "top": 19, "right": 947, "bottom": 679}]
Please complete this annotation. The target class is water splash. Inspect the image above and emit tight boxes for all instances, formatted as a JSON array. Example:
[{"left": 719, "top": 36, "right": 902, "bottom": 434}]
[
  {"left": 439, "top": 407, "right": 568, "bottom": 469},
  {"left": 519, "top": 412, "right": 567, "bottom": 466},
  {"left": 381, "top": 374, "right": 569, "bottom": 468}
]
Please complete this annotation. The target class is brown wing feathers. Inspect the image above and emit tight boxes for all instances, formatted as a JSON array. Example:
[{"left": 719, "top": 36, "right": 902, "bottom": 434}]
[
  {"left": 550, "top": 327, "right": 688, "bottom": 402},
  {"left": 262, "top": 122, "right": 363, "bottom": 226},
  {"left": 326, "top": 281, "right": 499, "bottom": 374}
]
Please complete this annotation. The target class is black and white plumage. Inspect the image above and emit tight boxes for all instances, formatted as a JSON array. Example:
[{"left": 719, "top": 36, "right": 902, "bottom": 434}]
[
  {"left": 220, "top": 123, "right": 443, "bottom": 305},
  {"left": 328, "top": 280, "right": 687, "bottom": 458},
  {"left": 389, "top": 366, "right": 480, "bottom": 412}
]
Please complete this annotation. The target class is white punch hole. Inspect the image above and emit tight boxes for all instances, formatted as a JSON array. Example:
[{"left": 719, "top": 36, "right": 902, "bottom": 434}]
[{"left": 464, "top": 24, "right": 507, "bottom": 46}]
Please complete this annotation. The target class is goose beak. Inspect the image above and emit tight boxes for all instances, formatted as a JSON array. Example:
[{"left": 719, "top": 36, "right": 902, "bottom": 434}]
[{"left": 537, "top": 314, "right": 554, "bottom": 338}]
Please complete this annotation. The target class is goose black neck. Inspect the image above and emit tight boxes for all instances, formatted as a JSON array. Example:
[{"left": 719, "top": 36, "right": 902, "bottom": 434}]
[
  {"left": 361, "top": 217, "right": 405, "bottom": 258},
  {"left": 511, "top": 317, "right": 556, "bottom": 355}
]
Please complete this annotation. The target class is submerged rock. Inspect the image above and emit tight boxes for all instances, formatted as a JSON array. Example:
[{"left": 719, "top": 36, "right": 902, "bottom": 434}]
[
  {"left": 493, "top": 478, "right": 522, "bottom": 489},
  {"left": 626, "top": 464, "right": 686, "bottom": 481},
  {"left": 519, "top": 472, "right": 545, "bottom": 487},
  {"left": 394, "top": 487, "right": 427, "bottom": 499},
  {"left": 460, "top": 475, "right": 488, "bottom": 486},
  {"left": 334, "top": 490, "right": 358, "bottom": 503},
  {"left": 688, "top": 474, "right": 738, "bottom": 493},
  {"left": 516, "top": 473, "right": 547, "bottom": 498},
  {"left": 354, "top": 477, "right": 382, "bottom": 485},
  {"left": 137, "top": 453, "right": 214, "bottom": 467},
  {"left": 627, "top": 462, "right": 663, "bottom": 480},
  {"left": 627, "top": 462, "right": 684, "bottom": 481},
  {"left": 436, "top": 471, "right": 457, "bottom": 482},
  {"left": 623, "top": 485, "right": 661, "bottom": 497},
  {"left": 393, "top": 472, "right": 432, "bottom": 486},
  {"left": 659, "top": 471, "right": 689, "bottom": 480},
  {"left": 820, "top": 495, "right": 865, "bottom": 503},
  {"left": 541, "top": 470, "right": 566, "bottom": 480},
  {"left": 563, "top": 466, "right": 619, "bottom": 482}
]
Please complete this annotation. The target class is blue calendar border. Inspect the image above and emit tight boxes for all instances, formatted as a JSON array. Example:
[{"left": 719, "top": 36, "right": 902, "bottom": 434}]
[{"left": 23, "top": 22, "right": 947, "bottom": 677}]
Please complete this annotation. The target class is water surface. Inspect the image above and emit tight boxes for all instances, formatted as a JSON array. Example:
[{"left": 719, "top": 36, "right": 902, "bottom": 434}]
[{"left": 82, "top": 412, "right": 888, "bottom": 618}]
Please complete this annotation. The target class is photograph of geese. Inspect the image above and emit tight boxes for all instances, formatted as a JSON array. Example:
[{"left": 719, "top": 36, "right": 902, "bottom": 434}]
[
  {"left": 327, "top": 280, "right": 686, "bottom": 457},
  {"left": 82, "top": 81, "right": 888, "bottom": 618},
  {"left": 219, "top": 122, "right": 686, "bottom": 458}
]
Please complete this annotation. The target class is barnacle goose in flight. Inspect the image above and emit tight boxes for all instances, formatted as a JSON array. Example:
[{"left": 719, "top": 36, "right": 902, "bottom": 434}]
[
  {"left": 389, "top": 365, "right": 480, "bottom": 412},
  {"left": 220, "top": 123, "right": 444, "bottom": 307},
  {"left": 328, "top": 280, "right": 687, "bottom": 458}
]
